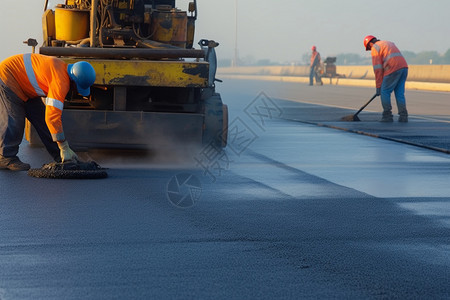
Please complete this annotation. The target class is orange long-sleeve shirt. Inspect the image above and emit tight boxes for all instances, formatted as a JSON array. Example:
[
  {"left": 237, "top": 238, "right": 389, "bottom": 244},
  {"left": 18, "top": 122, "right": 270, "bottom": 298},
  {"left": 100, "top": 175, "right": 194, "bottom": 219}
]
[
  {"left": 371, "top": 41, "right": 408, "bottom": 88},
  {"left": 310, "top": 51, "right": 321, "bottom": 68},
  {"left": 0, "top": 54, "right": 69, "bottom": 141}
]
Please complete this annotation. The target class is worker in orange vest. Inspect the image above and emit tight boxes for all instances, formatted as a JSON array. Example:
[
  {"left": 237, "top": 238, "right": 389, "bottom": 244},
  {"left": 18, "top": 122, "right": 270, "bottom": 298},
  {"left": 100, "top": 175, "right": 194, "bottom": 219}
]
[
  {"left": 0, "top": 53, "right": 96, "bottom": 171},
  {"left": 364, "top": 35, "right": 408, "bottom": 122},
  {"left": 309, "top": 46, "right": 323, "bottom": 86}
]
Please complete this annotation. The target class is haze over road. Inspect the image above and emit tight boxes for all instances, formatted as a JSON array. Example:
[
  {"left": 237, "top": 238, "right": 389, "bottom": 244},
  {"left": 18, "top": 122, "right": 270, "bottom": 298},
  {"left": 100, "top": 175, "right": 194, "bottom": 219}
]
[
  {"left": 2, "top": 1, "right": 450, "bottom": 62},
  {"left": 0, "top": 79, "right": 449, "bottom": 299}
]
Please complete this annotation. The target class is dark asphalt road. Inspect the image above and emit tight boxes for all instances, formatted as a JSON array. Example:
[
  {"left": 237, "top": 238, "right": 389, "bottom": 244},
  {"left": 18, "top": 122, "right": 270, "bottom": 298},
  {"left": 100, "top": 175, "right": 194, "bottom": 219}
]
[{"left": 0, "top": 79, "right": 449, "bottom": 299}]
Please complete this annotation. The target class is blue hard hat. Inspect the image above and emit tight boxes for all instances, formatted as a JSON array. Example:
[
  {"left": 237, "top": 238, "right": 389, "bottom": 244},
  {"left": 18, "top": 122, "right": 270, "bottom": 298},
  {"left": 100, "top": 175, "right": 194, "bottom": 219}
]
[{"left": 67, "top": 61, "right": 96, "bottom": 97}]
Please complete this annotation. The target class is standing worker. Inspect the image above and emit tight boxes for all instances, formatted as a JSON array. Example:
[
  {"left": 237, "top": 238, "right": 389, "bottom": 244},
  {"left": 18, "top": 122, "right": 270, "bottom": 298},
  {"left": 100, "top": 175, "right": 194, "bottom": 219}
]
[
  {"left": 364, "top": 35, "right": 408, "bottom": 122},
  {"left": 0, "top": 53, "right": 96, "bottom": 171},
  {"left": 309, "top": 46, "right": 323, "bottom": 86}
]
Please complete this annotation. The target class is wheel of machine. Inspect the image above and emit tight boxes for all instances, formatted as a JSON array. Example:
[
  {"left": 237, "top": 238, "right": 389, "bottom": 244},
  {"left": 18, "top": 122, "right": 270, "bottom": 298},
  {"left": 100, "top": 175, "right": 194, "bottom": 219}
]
[{"left": 203, "top": 92, "right": 227, "bottom": 148}]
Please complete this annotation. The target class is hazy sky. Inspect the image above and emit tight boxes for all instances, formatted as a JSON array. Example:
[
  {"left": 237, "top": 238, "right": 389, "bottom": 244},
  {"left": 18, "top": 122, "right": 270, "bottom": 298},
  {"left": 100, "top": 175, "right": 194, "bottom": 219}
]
[{"left": 1, "top": 0, "right": 450, "bottom": 63}]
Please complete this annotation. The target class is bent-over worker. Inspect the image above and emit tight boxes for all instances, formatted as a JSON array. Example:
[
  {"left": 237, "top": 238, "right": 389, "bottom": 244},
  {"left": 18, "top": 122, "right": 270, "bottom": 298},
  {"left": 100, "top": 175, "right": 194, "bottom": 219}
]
[
  {"left": 0, "top": 53, "right": 96, "bottom": 171},
  {"left": 364, "top": 35, "right": 408, "bottom": 122}
]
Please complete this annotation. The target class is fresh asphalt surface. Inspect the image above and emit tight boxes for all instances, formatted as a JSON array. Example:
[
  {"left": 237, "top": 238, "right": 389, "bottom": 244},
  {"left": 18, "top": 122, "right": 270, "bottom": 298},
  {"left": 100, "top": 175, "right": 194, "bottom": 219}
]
[{"left": 0, "top": 78, "right": 449, "bottom": 299}]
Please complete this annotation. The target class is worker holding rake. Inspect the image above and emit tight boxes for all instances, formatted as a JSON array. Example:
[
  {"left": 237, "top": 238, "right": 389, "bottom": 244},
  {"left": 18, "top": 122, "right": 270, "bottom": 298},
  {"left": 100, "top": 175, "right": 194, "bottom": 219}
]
[{"left": 364, "top": 35, "right": 409, "bottom": 122}]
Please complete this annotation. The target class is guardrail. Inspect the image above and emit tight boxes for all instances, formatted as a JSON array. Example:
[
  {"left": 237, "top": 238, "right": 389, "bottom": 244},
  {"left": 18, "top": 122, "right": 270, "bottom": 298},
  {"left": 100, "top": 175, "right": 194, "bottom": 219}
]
[{"left": 218, "top": 65, "right": 450, "bottom": 92}]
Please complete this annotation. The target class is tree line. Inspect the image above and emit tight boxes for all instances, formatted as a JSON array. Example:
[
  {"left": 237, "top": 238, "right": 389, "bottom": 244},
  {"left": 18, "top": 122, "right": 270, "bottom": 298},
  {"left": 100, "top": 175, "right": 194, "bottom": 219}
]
[
  {"left": 219, "top": 49, "right": 450, "bottom": 67},
  {"left": 336, "top": 49, "right": 450, "bottom": 65}
]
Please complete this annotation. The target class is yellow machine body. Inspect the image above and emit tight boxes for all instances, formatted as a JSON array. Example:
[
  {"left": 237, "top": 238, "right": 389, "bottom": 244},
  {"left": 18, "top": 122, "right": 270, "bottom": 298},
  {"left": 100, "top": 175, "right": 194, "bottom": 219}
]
[
  {"left": 151, "top": 10, "right": 188, "bottom": 48},
  {"left": 26, "top": 0, "right": 227, "bottom": 150},
  {"left": 94, "top": 60, "right": 208, "bottom": 87},
  {"left": 54, "top": 8, "right": 90, "bottom": 41},
  {"left": 61, "top": 58, "right": 209, "bottom": 88},
  {"left": 42, "top": 9, "right": 55, "bottom": 44}
]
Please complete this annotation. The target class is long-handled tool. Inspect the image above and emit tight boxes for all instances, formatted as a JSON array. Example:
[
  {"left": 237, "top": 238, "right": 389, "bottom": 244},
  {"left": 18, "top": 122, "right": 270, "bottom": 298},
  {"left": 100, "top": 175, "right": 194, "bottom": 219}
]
[{"left": 341, "top": 94, "right": 378, "bottom": 121}]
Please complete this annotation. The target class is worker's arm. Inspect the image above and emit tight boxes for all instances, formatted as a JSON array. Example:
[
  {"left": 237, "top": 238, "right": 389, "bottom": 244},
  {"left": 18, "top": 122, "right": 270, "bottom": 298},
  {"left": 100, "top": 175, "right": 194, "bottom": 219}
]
[
  {"left": 46, "top": 75, "right": 79, "bottom": 162},
  {"left": 371, "top": 48, "right": 384, "bottom": 89},
  {"left": 44, "top": 63, "right": 70, "bottom": 141},
  {"left": 45, "top": 99, "right": 78, "bottom": 162},
  {"left": 310, "top": 53, "right": 318, "bottom": 67},
  {"left": 44, "top": 99, "right": 65, "bottom": 142}
]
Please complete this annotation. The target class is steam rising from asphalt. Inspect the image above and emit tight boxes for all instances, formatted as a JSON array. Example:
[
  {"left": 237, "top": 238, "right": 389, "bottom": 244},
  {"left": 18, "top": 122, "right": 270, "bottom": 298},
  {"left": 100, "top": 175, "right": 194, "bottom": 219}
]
[{"left": 81, "top": 142, "right": 203, "bottom": 170}]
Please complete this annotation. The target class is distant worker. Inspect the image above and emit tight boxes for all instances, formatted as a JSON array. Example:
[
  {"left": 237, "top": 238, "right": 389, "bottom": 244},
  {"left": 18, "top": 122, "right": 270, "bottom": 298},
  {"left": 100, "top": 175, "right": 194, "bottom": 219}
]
[
  {"left": 0, "top": 53, "right": 96, "bottom": 171},
  {"left": 309, "top": 45, "right": 323, "bottom": 86},
  {"left": 364, "top": 35, "right": 408, "bottom": 122}
]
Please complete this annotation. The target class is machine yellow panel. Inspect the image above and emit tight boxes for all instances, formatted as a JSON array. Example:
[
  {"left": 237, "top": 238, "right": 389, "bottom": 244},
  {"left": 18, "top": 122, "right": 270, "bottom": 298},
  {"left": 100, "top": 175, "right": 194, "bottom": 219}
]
[{"left": 63, "top": 59, "right": 209, "bottom": 87}]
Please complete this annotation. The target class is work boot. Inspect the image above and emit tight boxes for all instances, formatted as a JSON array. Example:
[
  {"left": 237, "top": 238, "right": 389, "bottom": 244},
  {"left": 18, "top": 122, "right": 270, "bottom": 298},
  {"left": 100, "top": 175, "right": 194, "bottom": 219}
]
[
  {"left": 380, "top": 117, "right": 393, "bottom": 122},
  {"left": 380, "top": 110, "right": 393, "bottom": 122},
  {"left": 398, "top": 115, "right": 408, "bottom": 123},
  {"left": 398, "top": 104, "right": 408, "bottom": 123},
  {"left": 0, "top": 156, "right": 31, "bottom": 171}
]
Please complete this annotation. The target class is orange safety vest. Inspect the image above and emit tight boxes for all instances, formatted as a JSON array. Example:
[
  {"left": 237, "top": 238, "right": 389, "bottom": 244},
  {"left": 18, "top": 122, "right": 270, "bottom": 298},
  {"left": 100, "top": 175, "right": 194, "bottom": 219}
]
[
  {"left": 0, "top": 54, "right": 70, "bottom": 141},
  {"left": 310, "top": 51, "right": 321, "bottom": 68},
  {"left": 371, "top": 41, "right": 408, "bottom": 88}
]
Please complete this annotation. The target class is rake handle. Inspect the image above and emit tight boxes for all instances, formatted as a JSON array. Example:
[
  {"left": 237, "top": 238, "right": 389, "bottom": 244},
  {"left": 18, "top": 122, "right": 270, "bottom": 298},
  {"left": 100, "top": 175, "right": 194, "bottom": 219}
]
[{"left": 354, "top": 94, "right": 378, "bottom": 117}]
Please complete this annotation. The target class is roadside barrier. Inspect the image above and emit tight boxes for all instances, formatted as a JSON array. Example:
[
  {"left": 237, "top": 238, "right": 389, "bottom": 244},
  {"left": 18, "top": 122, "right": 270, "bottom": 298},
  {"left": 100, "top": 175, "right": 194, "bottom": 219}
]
[{"left": 218, "top": 65, "right": 450, "bottom": 92}]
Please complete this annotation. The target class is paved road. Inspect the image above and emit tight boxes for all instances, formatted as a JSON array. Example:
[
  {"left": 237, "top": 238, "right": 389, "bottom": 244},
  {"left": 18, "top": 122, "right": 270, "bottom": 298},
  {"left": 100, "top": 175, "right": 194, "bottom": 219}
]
[{"left": 0, "top": 79, "right": 449, "bottom": 299}]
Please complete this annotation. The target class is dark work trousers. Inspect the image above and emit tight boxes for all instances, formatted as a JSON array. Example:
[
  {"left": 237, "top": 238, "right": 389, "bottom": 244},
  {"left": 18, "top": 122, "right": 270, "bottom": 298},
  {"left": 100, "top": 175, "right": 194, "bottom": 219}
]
[
  {"left": 0, "top": 79, "right": 60, "bottom": 161},
  {"left": 0, "top": 80, "right": 26, "bottom": 158},
  {"left": 380, "top": 68, "right": 408, "bottom": 117},
  {"left": 25, "top": 98, "right": 61, "bottom": 162},
  {"left": 309, "top": 66, "right": 323, "bottom": 85}
]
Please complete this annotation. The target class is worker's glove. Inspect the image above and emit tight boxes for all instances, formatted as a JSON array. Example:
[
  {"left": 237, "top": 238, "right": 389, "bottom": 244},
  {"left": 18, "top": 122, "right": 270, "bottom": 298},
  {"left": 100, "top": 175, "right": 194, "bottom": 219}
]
[
  {"left": 57, "top": 140, "right": 79, "bottom": 162},
  {"left": 376, "top": 88, "right": 381, "bottom": 96}
]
